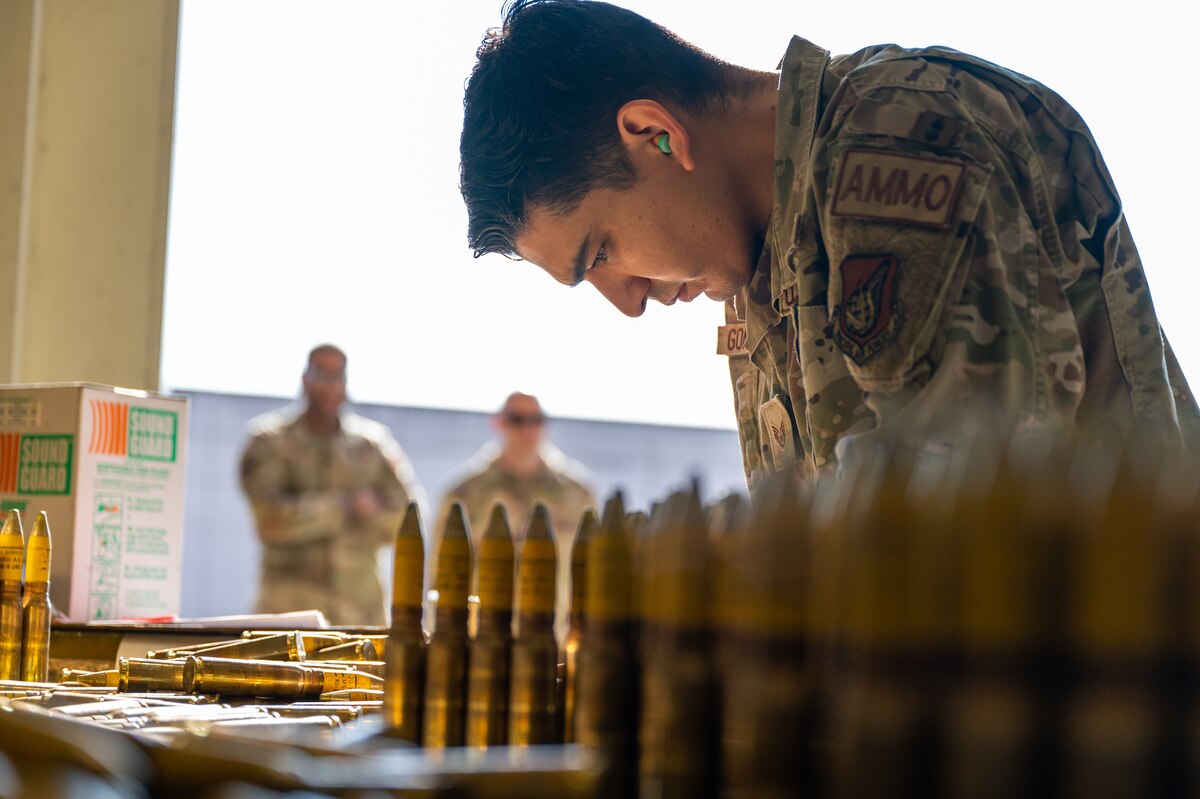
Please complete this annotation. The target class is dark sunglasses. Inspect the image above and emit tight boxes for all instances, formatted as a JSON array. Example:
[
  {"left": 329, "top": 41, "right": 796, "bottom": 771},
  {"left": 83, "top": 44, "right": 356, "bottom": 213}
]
[{"left": 504, "top": 413, "right": 545, "bottom": 427}]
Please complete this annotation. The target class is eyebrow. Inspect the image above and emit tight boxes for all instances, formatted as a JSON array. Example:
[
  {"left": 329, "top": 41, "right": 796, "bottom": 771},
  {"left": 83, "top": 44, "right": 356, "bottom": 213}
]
[{"left": 569, "top": 236, "right": 590, "bottom": 288}]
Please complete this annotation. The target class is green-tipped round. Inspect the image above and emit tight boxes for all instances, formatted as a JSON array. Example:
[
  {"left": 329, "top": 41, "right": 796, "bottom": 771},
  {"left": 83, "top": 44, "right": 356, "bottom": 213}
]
[{"left": 392, "top": 502, "right": 425, "bottom": 611}]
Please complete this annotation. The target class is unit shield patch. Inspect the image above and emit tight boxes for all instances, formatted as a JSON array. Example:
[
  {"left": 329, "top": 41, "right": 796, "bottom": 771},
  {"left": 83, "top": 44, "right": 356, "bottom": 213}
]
[{"left": 832, "top": 255, "right": 903, "bottom": 365}]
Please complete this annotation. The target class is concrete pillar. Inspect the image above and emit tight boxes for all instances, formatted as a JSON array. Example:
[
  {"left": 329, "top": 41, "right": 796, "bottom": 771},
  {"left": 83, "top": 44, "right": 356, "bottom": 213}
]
[{"left": 0, "top": 0, "right": 180, "bottom": 390}]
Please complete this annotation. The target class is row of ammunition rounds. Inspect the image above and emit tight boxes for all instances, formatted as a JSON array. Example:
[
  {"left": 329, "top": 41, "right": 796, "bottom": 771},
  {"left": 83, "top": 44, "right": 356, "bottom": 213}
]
[
  {"left": 0, "top": 509, "right": 53, "bottom": 683},
  {"left": 393, "top": 499, "right": 565, "bottom": 749},
  {"left": 551, "top": 436, "right": 1200, "bottom": 798},
  {"left": 10, "top": 428, "right": 1192, "bottom": 797}
]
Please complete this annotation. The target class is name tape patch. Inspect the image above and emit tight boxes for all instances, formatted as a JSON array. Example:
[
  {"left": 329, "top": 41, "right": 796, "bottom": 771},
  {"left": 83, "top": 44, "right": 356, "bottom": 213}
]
[
  {"left": 716, "top": 323, "right": 748, "bottom": 356},
  {"left": 831, "top": 149, "right": 966, "bottom": 228}
]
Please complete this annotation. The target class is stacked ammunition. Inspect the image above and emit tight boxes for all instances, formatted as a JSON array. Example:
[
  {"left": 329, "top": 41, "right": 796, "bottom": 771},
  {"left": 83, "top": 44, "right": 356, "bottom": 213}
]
[
  {"left": 6, "top": 432, "right": 1197, "bottom": 797},
  {"left": 0, "top": 680, "right": 603, "bottom": 797},
  {"left": 0, "top": 509, "right": 53, "bottom": 683},
  {"left": 413, "top": 499, "right": 567, "bottom": 750},
  {"left": 385, "top": 500, "right": 427, "bottom": 740},
  {"left": 558, "top": 435, "right": 1199, "bottom": 797},
  {"left": 465, "top": 503, "right": 514, "bottom": 747}
]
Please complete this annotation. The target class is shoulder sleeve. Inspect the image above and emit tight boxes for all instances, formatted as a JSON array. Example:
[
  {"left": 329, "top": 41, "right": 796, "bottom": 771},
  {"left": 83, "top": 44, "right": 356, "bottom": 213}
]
[{"left": 812, "top": 80, "right": 994, "bottom": 394}]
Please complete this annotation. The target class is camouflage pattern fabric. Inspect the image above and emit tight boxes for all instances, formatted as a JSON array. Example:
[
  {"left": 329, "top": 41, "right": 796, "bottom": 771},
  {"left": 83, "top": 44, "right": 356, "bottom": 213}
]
[
  {"left": 436, "top": 445, "right": 596, "bottom": 642},
  {"left": 239, "top": 407, "right": 423, "bottom": 625},
  {"left": 727, "top": 37, "right": 1200, "bottom": 487}
]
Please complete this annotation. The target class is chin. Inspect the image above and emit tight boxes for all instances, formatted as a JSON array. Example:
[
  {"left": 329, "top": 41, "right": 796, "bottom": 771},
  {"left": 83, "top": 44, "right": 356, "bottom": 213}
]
[{"left": 703, "top": 279, "right": 739, "bottom": 303}]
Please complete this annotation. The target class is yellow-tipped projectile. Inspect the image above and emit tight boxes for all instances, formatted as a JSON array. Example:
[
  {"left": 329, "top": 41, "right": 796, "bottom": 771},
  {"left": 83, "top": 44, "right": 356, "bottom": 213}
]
[
  {"left": 0, "top": 510, "right": 25, "bottom": 680},
  {"left": 466, "top": 502, "right": 515, "bottom": 748},
  {"left": 422, "top": 502, "right": 472, "bottom": 748},
  {"left": 385, "top": 501, "right": 427, "bottom": 742},
  {"left": 562, "top": 507, "right": 597, "bottom": 743},
  {"left": 509, "top": 503, "right": 559, "bottom": 745},
  {"left": 21, "top": 511, "right": 51, "bottom": 682},
  {"left": 575, "top": 492, "right": 637, "bottom": 795}
]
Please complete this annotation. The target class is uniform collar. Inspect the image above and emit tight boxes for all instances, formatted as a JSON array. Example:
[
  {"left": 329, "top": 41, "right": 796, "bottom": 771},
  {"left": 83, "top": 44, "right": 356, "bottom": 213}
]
[{"left": 744, "top": 36, "right": 830, "bottom": 358}]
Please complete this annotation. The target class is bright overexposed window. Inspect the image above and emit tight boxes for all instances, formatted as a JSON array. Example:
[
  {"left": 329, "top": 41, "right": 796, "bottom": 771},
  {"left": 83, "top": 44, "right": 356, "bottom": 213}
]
[{"left": 163, "top": 0, "right": 1198, "bottom": 426}]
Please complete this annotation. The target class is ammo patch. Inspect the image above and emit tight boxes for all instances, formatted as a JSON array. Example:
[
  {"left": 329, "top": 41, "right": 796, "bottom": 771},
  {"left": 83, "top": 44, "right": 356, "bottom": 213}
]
[
  {"left": 832, "top": 255, "right": 903, "bottom": 365},
  {"left": 831, "top": 149, "right": 965, "bottom": 228}
]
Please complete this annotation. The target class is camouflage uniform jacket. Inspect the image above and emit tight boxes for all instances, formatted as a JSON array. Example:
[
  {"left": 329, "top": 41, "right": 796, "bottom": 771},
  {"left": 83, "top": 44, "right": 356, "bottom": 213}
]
[
  {"left": 436, "top": 444, "right": 596, "bottom": 641},
  {"left": 726, "top": 37, "right": 1200, "bottom": 487},
  {"left": 239, "top": 406, "right": 423, "bottom": 625}
]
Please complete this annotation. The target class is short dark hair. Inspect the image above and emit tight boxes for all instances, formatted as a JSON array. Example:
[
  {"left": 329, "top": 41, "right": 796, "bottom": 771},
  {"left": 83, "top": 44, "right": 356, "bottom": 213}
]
[
  {"left": 306, "top": 343, "right": 347, "bottom": 371},
  {"left": 460, "top": 0, "right": 731, "bottom": 258}
]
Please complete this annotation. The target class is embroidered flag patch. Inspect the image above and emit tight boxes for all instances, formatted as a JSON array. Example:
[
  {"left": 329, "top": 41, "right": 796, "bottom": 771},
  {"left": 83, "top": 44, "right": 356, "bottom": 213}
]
[
  {"left": 831, "top": 149, "right": 966, "bottom": 228},
  {"left": 832, "top": 255, "right": 903, "bottom": 365}
]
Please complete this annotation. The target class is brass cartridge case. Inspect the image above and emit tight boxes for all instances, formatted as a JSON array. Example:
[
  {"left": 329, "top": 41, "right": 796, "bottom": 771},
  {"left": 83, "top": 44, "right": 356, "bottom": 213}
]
[
  {"left": 147, "top": 637, "right": 242, "bottom": 659},
  {"left": 562, "top": 507, "right": 596, "bottom": 744},
  {"left": 305, "top": 660, "right": 386, "bottom": 678},
  {"left": 20, "top": 512, "right": 52, "bottom": 683},
  {"left": 238, "top": 629, "right": 349, "bottom": 656},
  {"left": 1061, "top": 450, "right": 1163, "bottom": 799},
  {"left": 174, "top": 632, "right": 306, "bottom": 662},
  {"left": 0, "top": 510, "right": 24, "bottom": 681},
  {"left": 467, "top": 504, "right": 515, "bottom": 749},
  {"left": 119, "top": 657, "right": 188, "bottom": 693},
  {"left": 638, "top": 490, "right": 719, "bottom": 799},
  {"left": 312, "top": 638, "right": 377, "bottom": 661},
  {"left": 183, "top": 656, "right": 383, "bottom": 698},
  {"left": 509, "top": 504, "right": 559, "bottom": 746},
  {"left": 422, "top": 502, "right": 472, "bottom": 748},
  {"left": 576, "top": 493, "right": 638, "bottom": 796},
  {"left": 319, "top": 688, "right": 384, "bottom": 702},
  {"left": 386, "top": 501, "right": 428, "bottom": 742}
]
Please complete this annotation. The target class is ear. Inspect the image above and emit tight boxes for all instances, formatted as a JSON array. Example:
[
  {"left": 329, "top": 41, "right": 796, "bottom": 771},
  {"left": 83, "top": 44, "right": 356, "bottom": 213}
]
[{"left": 615, "top": 99, "right": 696, "bottom": 172}]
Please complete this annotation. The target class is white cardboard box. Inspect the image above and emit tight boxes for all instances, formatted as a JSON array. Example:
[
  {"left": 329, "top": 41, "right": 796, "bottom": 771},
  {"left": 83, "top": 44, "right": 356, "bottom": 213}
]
[{"left": 0, "top": 383, "right": 187, "bottom": 620}]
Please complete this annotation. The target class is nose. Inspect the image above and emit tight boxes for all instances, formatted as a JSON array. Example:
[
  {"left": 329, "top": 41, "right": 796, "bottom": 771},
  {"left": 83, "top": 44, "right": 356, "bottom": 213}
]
[{"left": 587, "top": 271, "right": 650, "bottom": 318}]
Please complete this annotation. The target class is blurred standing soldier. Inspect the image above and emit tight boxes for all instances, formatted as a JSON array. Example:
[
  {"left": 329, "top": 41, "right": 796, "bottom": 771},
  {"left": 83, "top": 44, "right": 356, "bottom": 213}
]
[
  {"left": 438, "top": 392, "right": 596, "bottom": 639},
  {"left": 240, "top": 344, "right": 425, "bottom": 626}
]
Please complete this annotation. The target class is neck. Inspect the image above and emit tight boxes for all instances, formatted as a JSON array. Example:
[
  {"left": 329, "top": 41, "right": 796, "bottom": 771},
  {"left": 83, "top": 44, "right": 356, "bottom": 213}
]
[
  {"left": 303, "top": 406, "right": 340, "bottom": 437},
  {"left": 697, "top": 70, "right": 781, "bottom": 239},
  {"left": 496, "top": 448, "right": 544, "bottom": 478}
]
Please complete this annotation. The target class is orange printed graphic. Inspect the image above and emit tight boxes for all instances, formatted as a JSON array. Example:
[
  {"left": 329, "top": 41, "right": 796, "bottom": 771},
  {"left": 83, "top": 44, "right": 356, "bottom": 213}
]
[
  {"left": 0, "top": 432, "right": 19, "bottom": 492},
  {"left": 89, "top": 400, "right": 128, "bottom": 456}
]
